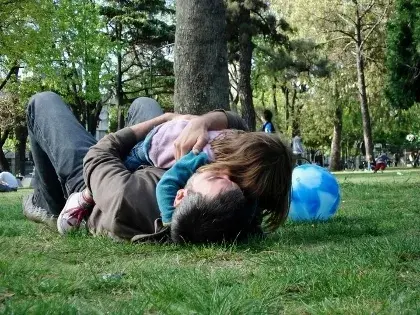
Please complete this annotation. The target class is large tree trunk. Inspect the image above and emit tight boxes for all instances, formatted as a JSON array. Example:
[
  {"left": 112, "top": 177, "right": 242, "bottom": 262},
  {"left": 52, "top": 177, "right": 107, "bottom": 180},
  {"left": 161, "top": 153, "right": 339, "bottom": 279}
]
[
  {"left": 272, "top": 80, "right": 278, "bottom": 116},
  {"left": 174, "top": 0, "right": 229, "bottom": 114},
  {"left": 291, "top": 89, "right": 299, "bottom": 136},
  {"left": 116, "top": 21, "right": 125, "bottom": 130},
  {"left": 0, "top": 128, "right": 11, "bottom": 171},
  {"left": 356, "top": 45, "right": 374, "bottom": 161},
  {"left": 281, "top": 86, "right": 290, "bottom": 131},
  {"left": 238, "top": 9, "right": 256, "bottom": 131},
  {"left": 330, "top": 103, "right": 343, "bottom": 171},
  {"left": 14, "top": 124, "right": 27, "bottom": 175}
]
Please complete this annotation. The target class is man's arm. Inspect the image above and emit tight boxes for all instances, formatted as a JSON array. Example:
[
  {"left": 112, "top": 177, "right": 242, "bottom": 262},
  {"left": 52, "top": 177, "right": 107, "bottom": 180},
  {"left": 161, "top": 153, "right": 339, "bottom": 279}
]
[{"left": 130, "top": 112, "right": 178, "bottom": 142}]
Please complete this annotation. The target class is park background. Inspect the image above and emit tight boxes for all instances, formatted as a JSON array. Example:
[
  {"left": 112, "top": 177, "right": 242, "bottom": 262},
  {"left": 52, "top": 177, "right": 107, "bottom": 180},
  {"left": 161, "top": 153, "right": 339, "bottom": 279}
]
[
  {"left": 0, "top": 1, "right": 420, "bottom": 313},
  {"left": 1, "top": 0, "right": 420, "bottom": 175}
]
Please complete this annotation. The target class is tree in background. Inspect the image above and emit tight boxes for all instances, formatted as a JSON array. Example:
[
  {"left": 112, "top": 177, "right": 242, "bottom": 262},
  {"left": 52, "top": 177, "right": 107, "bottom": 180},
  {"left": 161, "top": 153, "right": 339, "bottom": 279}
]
[
  {"left": 255, "top": 38, "right": 329, "bottom": 136},
  {"left": 385, "top": 0, "right": 420, "bottom": 110},
  {"left": 0, "top": 0, "right": 41, "bottom": 172},
  {"left": 101, "top": 0, "right": 175, "bottom": 128},
  {"left": 226, "top": 0, "right": 289, "bottom": 130},
  {"left": 174, "top": 0, "right": 230, "bottom": 114}
]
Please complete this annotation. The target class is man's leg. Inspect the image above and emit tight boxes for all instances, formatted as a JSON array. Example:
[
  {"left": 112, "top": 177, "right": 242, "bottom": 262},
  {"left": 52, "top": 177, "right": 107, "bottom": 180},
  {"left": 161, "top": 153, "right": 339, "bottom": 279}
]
[
  {"left": 125, "top": 97, "right": 163, "bottom": 127},
  {"left": 25, "top": 92, "right": 96, "bottom": 216}
]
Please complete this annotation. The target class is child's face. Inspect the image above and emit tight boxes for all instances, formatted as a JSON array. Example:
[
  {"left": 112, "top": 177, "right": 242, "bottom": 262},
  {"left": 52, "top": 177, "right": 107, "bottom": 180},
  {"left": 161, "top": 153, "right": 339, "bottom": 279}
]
[{"left": 189, "top": 171, "right": 240, "bottom": 197}]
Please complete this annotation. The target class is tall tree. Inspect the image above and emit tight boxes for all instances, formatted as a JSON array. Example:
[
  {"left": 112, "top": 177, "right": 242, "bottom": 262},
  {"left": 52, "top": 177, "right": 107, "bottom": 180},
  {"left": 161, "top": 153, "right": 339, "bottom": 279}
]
[
  {"left": 174, "top": 0, "right": 230, "bottom": 114},
  {"left": 226, "top": 0, "right": 289, "bottom": 130},
  {"left": 385, "top": 0, "right": 420, "bottom": 110},
  {"left": 320, "top": 0, "right": 391, "bottom": 162},
  {"left": 254, "top": 39, "right": 329, "bottom": 135},
  {"left": 24, "top": 0, "right": 113, "bottom": 135},
  {"left": 101, "top": 0, "right": 175, "bottom": 128}
]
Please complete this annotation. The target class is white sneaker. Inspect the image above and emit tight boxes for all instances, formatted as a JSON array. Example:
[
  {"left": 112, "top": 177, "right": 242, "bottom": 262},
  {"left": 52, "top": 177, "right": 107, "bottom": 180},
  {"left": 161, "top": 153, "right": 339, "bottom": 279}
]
[
  {"left": 57, "top": 193, "right": 90, "bottom": 235},
  {"left": 22, "top": 193, "right": 57, "bottom": 230}
]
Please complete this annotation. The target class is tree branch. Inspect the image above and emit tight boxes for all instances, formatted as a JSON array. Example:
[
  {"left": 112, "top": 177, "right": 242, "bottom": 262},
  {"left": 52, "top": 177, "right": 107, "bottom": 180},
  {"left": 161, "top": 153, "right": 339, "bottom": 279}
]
[
  {"left": 360, "top": 0, "right": 390, "bottom": 49},
  {"left": 337, "top": 12, "right": 356, "bottom": 27},
  {"left": 360, "top": 0, "right": 376, "bottom": 20},
  {"left": 0, "top": 65, "right": 21, "bottom": 91}
]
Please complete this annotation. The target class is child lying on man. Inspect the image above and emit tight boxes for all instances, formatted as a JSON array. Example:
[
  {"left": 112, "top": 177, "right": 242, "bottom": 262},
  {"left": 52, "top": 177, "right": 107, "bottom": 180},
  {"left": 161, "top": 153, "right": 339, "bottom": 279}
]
[{"left": 57, "top": 119, "right": 293, "bottom": 238}]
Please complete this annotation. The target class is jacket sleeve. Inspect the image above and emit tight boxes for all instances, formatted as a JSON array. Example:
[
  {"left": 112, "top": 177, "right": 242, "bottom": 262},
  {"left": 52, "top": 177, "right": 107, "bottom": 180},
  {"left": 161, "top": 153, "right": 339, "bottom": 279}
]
[
  {"left": 83, "top": 127, "right": 163, "bottom": 238},
  {"left": 156, "top": 152, "right": 209, "bottom": 224}
]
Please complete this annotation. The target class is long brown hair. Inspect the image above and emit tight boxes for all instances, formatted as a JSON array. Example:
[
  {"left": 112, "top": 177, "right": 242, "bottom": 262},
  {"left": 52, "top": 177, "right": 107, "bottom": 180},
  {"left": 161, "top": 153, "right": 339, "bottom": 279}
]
[{"left": 199, "top": 130, "right": 293, "bottom": 230}]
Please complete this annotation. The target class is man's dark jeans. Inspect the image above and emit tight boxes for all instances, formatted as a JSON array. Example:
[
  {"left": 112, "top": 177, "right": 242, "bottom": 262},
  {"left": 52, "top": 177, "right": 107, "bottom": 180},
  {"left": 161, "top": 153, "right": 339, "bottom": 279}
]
[{"left": 27, "top": 92, "right": 163, "bottom": 215}]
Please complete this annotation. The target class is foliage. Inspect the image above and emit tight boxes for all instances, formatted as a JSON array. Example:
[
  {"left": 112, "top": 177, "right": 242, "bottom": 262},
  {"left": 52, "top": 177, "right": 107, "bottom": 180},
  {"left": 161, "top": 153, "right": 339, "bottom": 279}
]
[
  {"left": 101, "top": 0, "right": 175, "bottom": 104},
  {"left": 385, "top": 0, "right": 420, "bottom": 110}
]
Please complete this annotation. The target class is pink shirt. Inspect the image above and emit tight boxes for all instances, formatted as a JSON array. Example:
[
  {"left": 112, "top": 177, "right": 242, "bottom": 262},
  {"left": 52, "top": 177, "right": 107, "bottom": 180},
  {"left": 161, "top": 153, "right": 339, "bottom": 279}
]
[{"left": 148, "top": 120, "right": 221, "bottom": 169}]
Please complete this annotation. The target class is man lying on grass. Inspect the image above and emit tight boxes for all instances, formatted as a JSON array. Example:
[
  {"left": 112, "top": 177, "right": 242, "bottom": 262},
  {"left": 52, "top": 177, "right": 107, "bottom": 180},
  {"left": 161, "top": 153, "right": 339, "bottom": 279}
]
[{"left": 23, "top": 92, "right": 273, "bottom": 244}]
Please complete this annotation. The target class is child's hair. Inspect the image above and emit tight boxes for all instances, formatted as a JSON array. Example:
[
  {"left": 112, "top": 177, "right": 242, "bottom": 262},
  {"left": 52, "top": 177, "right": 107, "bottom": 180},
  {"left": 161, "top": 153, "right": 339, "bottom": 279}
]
[
  {"left": 200, "top": 130, "right": 293, "bottom": 231},
  {"left": 171, "top": 189, "right": 258, "bottom": 244},
  {"left": 263, "top": 109, "right": 273, "bottom": 122}
]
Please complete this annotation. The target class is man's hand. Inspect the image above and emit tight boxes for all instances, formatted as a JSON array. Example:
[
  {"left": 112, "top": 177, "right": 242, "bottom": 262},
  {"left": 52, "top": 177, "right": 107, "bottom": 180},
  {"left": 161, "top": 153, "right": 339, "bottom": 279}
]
[
  {"left": 173, "top": 111, "right": 230, "bottom": 160},
  {"left": 174, "top": 116, "right": 210, "bottom": 160}
]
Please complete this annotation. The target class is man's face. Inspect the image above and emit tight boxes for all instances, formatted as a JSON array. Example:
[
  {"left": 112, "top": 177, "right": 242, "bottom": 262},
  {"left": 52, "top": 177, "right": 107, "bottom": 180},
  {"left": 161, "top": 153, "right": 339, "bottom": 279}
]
[{"left": 173, "top": 171, "right": 241, "bottom": 207}]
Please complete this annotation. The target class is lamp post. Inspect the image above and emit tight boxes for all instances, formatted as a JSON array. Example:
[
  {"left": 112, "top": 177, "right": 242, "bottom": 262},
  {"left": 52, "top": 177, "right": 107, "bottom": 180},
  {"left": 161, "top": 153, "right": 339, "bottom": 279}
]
[{"left": 149, "top": 43, "right": 174, "bottom": 95}]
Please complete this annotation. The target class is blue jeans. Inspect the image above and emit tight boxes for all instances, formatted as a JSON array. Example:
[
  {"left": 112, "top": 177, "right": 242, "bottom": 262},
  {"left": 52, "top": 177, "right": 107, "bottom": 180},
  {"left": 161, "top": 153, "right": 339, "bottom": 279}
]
[{"left": 27, "top": 93, "right": 163, "bottom": 215}]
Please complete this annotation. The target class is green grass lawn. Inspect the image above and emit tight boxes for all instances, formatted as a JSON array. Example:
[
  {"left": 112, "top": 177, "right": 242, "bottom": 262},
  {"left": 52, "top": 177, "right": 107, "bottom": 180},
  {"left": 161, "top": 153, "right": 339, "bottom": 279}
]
[{"left": 1, "top": 169, "right": 419, "bottom": 314}]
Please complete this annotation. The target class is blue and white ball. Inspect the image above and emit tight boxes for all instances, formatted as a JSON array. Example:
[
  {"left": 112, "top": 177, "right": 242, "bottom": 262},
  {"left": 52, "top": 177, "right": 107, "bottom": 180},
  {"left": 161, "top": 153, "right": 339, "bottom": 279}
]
[{"left": 289, "top": 164, "right": 341, "bottom": 221}]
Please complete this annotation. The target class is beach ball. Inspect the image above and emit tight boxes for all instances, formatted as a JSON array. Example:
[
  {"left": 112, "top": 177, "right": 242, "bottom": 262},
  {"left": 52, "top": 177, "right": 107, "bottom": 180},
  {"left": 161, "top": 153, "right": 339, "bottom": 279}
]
[{"left": 289, "top": 164, "right": 341, "bottom": 221}]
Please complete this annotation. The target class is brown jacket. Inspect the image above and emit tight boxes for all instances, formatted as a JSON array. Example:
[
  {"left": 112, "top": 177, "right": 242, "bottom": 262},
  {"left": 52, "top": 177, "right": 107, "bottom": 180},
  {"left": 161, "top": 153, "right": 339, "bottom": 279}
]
[{"left": 84, "top": 111, "right": 248, "bottom": 241}]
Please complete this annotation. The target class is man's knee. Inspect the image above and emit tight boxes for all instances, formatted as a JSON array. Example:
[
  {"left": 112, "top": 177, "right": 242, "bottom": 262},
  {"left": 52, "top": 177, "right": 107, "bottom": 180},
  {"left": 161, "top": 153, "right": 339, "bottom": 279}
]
[
  {"left": 127, "top": 97, "right": 163, "bottom": 125},
  {"left": 28, "top": 91, "right": 61, "bottom": 108}
]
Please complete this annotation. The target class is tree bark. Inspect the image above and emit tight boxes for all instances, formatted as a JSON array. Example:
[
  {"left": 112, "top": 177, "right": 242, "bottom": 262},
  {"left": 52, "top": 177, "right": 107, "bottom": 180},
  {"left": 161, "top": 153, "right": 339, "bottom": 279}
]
[
  {"left": 14, "top": 124, "right": 27, "bottom": 175},
  {"left": 330, "top": 98, "right": 343, "bottom": 171},
  {"left": 174, "top": 0, "right": 229, "bottom": 114},
  {"left": 0, "top": 128, "right": 11, "bottom": 171},
  {"left": 355, "top": 17, "right": 374, "bottom": 162},
  {"left": 272, "top": 80, "right": 278, "bottom": 116},
  {"left": 281, "top": 86, "right": 290, "bottom": 131},
  {"left": 238, "top": 8, "right": 256, "bottom": 131},
  {"left": 116, "top": 21, "right": 125, "bottom": 130},
  {"left": 291, "top": 89, "right": 299, "bottom": 136}
]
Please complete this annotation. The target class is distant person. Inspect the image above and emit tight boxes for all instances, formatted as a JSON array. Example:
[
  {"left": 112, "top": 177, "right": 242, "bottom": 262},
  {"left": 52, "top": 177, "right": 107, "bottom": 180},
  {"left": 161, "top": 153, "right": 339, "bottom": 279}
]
[
  {"left": 413, "top": 151, "right": 419, "bottom": 168},
  {"left": 373, "top": 153, "right": 390, "bottom": 173},
  {"left": 291, "top": 133, "right": 305, "bottom": 165},
  {"left": 0, "top": 171, "right": 19, "bottom": 190},
  {"left": 292, "top": 133, "right": 304, "bottom": 157},
  {"left": 393, "top": 152, "right": 399, "bottom": 167},
  {"left": 261, "top": 109, "right": 276, "bottom": 133}
]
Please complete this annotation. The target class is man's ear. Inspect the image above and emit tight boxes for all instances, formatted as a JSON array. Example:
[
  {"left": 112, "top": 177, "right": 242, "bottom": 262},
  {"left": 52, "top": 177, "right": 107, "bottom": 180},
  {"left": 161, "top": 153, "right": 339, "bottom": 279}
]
[{"left": 173, "top": 189, "right": 187, "bottom": 207}]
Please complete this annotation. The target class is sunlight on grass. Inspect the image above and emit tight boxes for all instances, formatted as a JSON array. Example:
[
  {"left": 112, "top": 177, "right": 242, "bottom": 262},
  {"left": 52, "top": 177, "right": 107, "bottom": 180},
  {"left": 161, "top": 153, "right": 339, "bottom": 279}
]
[{"left": 0, "top": 172, "right": 419, "bottom": 314}]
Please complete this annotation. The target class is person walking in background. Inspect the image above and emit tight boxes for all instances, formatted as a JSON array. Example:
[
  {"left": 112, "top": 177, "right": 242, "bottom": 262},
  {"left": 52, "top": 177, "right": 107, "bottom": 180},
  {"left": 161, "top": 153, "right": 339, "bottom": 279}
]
[
  {"left": 292, "top": 133, "right": 305, "bottom": 165},
  {"left": 292, "top": 133, "right": 304, "bottom": 157},
  {"left": 261, "top": 109, "right": 276, "bottom": 133},
  {"left": 373, "top": 152, "right": 390, "bottom": 173}
]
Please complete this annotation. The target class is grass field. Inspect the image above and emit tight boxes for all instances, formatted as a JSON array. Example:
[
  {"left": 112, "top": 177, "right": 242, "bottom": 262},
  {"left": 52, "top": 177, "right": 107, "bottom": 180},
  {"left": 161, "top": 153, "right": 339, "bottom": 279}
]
[{"left": 1, "top": 169, "right": 419, "bottom": 314}]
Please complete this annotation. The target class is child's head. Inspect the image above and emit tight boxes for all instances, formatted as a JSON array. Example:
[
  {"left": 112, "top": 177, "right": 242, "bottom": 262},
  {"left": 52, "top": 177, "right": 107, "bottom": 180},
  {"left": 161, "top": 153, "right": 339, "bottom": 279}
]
[
  {"left": 171, "top": 175, "right": 257, "bottom": 244},
  {"left": 202, "top": 131, "right": 293, "bottom": 231}
]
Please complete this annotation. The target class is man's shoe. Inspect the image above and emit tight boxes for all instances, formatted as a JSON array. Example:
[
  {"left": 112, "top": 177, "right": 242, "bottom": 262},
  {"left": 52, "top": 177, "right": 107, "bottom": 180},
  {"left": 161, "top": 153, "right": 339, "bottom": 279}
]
[
  {"left": 22, "top": 193, "right": 57, "bottom": 230},
  {"left": 57, "top": 192, "right": 90, "bottom": 235}
]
